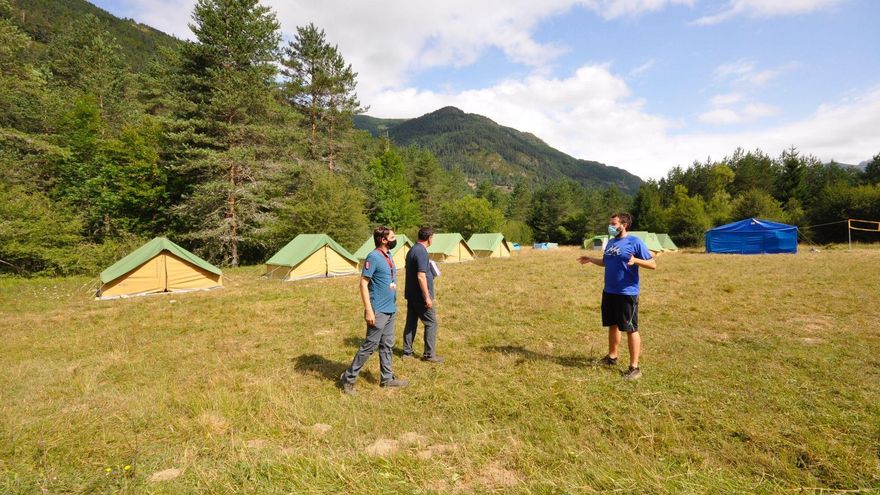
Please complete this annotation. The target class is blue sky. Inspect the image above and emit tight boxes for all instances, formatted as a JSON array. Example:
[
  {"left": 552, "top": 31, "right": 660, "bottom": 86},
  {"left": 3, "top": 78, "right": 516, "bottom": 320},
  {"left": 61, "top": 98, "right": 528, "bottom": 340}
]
[{"left": 93, "top": 0, "right": 879, "bottom": 179}]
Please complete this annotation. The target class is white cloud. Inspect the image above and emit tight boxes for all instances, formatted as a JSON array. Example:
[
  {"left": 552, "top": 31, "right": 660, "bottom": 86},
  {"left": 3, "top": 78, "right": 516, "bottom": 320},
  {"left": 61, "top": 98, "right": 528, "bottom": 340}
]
[
  {"left": 370, "top": 68, "right": 879, "bottom": 179},
  {"left": 714, "top": 60, "right": 798, "bottom": 87},
  {"left": 693, "top": 0, "right": 846, "bottom": 25},
  {"left": 109, "top": 0, "right": 693, "bottom": 97},
  {"left": 629, "top": 58, "right": 657, "bottom": 77},
  {"left": 102, "top": 0, "right": 877, "bottom": 180},
  {"left": 699, "top": 101, "right": 780, "bottom": 124}
]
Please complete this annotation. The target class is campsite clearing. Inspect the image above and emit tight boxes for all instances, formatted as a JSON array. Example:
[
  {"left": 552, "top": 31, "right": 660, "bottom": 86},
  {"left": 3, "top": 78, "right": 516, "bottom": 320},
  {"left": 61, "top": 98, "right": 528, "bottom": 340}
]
[{"left": 1, "top": 246, "right": 878, "bottom": 493}]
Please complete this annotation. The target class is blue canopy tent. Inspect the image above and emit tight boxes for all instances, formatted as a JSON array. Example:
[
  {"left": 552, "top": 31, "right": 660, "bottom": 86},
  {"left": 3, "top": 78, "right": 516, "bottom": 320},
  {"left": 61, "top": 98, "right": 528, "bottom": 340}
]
[{"left": 705, "top": 218, "right": 798, "bottom": 254}]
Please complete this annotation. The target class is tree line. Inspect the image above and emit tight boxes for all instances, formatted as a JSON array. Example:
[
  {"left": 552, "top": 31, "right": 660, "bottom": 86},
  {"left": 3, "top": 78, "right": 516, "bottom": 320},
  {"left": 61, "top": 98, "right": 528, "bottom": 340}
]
[
  {"left": 631, "top": 148, "right": 880, "bottom": 246},
  {"left": 2, "top": 0, "right": 878, "bottom": 277}
]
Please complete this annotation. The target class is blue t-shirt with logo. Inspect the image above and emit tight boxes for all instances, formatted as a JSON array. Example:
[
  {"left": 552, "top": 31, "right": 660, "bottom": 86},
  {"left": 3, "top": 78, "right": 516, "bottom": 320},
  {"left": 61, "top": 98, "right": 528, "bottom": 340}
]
[
  {"left": 603, "top": 235, "right": 652, "bottom": 296},
  {"left": 363, "top": 249, "right": 397, "bottom": 314}
]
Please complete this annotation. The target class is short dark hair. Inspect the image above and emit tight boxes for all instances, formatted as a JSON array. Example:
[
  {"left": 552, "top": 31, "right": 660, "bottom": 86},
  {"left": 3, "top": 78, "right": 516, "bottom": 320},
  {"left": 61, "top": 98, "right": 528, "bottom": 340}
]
[
  {"left": 417, "top": 226, "right": 434, "bottom": 241},
  {"left": 612, "top": 212, "right": 633, "bottom": 230},
  {"left": 373, "top": 226, "right": 391, "bottom": 247}
]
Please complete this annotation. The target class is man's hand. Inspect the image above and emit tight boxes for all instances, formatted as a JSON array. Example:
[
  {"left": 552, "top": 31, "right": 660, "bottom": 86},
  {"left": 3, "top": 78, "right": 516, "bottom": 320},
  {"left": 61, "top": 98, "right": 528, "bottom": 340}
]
[
  {"left": 364, "top": 308, "right": 376, "bottom": 326},
  {"left": 628, "top": 255, "right": 637, "bottom": 266},
  {"left": 424, "top": 298, "right": 433, "bottom": 310},
  {"left": 578, "top": 256, "right": 593, "bottom": 265}
]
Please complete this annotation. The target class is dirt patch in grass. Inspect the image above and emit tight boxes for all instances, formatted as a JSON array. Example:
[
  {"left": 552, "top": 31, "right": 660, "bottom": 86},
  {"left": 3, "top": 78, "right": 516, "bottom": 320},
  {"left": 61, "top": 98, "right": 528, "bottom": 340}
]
[
  {"left": 311, "top": 423, "right": 332, "bottom": 435},
  {"left": 364, "top": 438, "right": 400, "bottom": 457},
  {"left": 147, "top": 468, "right": 183, "bottom": 482}
]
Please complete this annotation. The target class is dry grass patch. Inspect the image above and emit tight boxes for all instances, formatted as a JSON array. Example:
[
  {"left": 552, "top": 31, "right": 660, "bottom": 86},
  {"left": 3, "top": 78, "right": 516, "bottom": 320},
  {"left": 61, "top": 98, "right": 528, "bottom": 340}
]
[{"left": 1, "top": 247, "right": 879, "bottom": 493}]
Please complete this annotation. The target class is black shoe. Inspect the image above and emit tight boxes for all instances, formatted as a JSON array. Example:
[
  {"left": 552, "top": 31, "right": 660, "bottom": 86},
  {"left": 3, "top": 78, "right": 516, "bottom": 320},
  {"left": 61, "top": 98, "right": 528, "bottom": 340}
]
[
  {"left": 339, "top": 373, "right": 356, "bottom": 395},
  {"left": 622, "top": 366, "right": 641, "bottom": 380},
  {"left": 380, "top": 378, "right": 409, "bottom": 388},
  {"left": 421, "top": 355, "right": 444, "bottom": 363},
  {"left": 599, "top": 355, "right": 618, "bottom": 366}
]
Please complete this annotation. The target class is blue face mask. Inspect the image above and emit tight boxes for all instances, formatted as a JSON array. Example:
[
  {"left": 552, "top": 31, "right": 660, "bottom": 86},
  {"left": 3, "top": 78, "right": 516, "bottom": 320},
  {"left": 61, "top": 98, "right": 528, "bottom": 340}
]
[{"left": 607, "top": 225, "right": 620, "bottom": 237}]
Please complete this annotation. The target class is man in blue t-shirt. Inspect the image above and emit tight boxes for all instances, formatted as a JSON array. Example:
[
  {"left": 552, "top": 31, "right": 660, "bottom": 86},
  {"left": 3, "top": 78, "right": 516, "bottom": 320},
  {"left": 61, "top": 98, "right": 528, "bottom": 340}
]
[
  {"left": 578, "top": 213, "right": 656, "bottom": 380},
  {"left": 402, "top": 226, "right": 442, "bottom": 362},
  {"left": 339, "top": 226, "right": 409, "bottom": 395}
]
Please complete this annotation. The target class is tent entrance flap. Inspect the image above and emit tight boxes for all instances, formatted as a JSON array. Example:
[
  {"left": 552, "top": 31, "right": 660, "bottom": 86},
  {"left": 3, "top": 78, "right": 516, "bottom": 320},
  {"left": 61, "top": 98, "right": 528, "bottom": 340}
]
[{"left": 100, "top": 255, "right": 166, "bottom": 298}]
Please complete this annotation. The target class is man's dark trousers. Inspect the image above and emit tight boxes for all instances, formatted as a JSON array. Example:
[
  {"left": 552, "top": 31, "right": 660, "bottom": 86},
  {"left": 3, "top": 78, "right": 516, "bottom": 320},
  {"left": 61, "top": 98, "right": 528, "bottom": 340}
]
[{"left": 402, "top": 300, "right": 437, "bottom": 358}]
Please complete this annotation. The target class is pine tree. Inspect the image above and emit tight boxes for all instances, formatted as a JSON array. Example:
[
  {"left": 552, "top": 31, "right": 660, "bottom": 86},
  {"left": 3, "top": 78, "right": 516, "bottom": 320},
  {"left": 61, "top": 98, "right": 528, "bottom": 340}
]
[
  {"left": 170, "top": 0, "right": 281, "bottom": 266},
  {"left": 281, "top": 23, "right": 365, "bottom": 170}
]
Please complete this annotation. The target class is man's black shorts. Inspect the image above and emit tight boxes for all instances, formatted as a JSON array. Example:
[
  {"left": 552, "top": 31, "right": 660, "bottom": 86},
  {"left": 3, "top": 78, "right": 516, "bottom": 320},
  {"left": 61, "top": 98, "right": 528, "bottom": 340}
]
[{"left": 601, "top": 291, "right": 639, "bottom": 333}]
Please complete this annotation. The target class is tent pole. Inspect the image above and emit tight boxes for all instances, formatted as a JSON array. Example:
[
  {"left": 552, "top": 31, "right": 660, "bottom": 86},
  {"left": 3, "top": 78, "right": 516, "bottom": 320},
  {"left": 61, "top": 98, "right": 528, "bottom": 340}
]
[{"left": 848, "top": 219, "right": 852, "bottom": 250}]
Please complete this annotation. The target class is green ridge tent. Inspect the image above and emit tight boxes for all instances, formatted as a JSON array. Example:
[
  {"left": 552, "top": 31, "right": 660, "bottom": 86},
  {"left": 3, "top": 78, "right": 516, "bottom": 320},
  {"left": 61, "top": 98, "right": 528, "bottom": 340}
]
[
  {"left": 97, "top": 237, "right": 223, "bottom": 299},
  {"left": 428, "top": 233, "right": 475, "bottom": 263},
  {"left": 265, "top": 234, "right": 358, "bottom": 281},
  {"left": 628, "top": 231, "right": 665, "bottom": 253},
  {"left": 467, "top": 233, "right": 512, "bottom": 258},
  {"left": 353, "top": 234, "right": 412, "bottom": 269},
  {"left": 656, "top": 233, "right": 678, "bottom": 251},
  {"left": 583, "top": 235, "right": 609, "bottom": 250}
]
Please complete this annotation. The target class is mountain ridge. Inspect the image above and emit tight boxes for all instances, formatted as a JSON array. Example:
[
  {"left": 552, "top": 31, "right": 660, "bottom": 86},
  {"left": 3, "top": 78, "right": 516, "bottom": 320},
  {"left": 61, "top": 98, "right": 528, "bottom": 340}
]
[{"left": 355, "top": 106, "right": 642, "bottom": 193}]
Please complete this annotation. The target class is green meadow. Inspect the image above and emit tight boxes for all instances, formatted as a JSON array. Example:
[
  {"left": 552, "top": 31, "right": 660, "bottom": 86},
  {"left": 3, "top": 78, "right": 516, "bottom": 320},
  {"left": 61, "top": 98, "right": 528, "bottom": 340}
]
[{"left": 1, "top": 246, "right": 879, "bottom": 494}]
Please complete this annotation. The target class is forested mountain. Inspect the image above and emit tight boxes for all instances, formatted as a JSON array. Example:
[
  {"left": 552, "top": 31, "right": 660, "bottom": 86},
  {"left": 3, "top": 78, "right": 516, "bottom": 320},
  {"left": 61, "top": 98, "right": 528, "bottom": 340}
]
[
  {"left": 9, "top": 0, "right": 179, "bottom": 71},
  {"left": 355, "top": 107, "right": 643, "bottom": 193}
]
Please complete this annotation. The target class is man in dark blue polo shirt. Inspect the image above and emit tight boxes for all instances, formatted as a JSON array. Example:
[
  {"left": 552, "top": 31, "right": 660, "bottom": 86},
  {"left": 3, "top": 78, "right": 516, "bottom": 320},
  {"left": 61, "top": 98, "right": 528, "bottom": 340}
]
[
  {"left": 578, "top": 213, "right": 656, "bottom": 380},
  {"left": 402, "top": 226, "right": 442, "bottom": 362},
  {"left": 340, "top": 226, "right": 408, "bottom": 395}
]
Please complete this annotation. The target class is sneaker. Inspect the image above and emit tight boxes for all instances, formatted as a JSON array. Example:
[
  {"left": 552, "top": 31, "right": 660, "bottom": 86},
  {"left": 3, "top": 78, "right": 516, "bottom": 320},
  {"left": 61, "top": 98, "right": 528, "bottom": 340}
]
[
  {"left": 421, "top": 355, "right": 444, "bottom": 364},
  {"left": 599, "top": 355, "right": 618, "bottom": 366},
  {"left": 380, "top": 378, "right": 409, "bottom": 388},
  {"left": 339, "top": 373, "right": 356, "bottom": 395},
  {"left": 622, "top": 366, "right": 641, "bottom": 380},
  {"left": 400, "top": 353, "right": 415, "bottom": 359}
]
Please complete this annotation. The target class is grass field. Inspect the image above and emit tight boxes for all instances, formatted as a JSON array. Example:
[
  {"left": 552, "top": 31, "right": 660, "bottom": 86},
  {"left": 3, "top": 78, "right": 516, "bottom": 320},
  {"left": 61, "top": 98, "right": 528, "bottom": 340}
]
[{"left": 1, "top": 246, "right": 879, "bottom": 494}]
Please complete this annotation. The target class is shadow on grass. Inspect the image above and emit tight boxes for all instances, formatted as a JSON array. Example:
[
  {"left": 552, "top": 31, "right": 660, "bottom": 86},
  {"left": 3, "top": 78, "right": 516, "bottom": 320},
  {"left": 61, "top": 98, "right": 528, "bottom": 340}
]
[
  {"left": 481, "top": 345, "right": 596, "bottom": 368},
  {"left": 292, "top": 354, "right": 377, "bottom": 384}
]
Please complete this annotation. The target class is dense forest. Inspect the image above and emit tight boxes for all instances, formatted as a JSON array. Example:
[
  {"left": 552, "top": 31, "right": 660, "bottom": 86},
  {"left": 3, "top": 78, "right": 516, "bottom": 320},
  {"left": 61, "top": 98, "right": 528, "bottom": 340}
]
[{"left": 1, "top": 0, "right": 878, "bottom": 277}]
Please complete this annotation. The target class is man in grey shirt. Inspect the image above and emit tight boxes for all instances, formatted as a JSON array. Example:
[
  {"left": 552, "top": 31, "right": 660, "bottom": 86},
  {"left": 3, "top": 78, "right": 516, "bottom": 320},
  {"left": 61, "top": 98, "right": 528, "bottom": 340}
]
[{"left": 402, "top": 226, "right": 443, "bottom": 363}]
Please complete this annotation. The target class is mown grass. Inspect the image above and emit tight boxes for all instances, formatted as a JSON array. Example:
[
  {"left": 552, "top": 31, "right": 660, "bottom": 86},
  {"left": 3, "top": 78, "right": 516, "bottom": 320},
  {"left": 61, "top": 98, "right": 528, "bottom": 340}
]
[{"left": 1, "top": 247, "right": 879, "bottom": 494}]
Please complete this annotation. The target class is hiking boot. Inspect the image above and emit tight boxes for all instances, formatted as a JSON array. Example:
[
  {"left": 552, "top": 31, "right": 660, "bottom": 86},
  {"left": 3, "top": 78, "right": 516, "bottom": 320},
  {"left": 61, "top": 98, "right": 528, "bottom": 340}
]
[
  {"left": 421, "top": 355, "right": 444, "bottom": 364},
  {"left": 599, "top": 355, "right": 618, "bottom": 366},
  {"left": 622, "top": 366, "right": 642, "bottom": 380},
  {"left": 380, "top": 378, "right": 409, "bottom": 388},
  {"left": 339, "top": 373, "right": 356, "bottom": 395}
]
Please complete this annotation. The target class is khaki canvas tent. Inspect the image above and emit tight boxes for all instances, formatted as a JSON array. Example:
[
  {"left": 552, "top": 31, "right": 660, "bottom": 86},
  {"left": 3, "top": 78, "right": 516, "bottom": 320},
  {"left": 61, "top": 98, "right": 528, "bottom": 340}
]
[
  {"left": 265, "top": 234, "right": 358, "bottom": 281},
  {"left": 467, "top": 233, "right": 512, "bottom": 258},
  {"left": 428, "top": 233, "right": 475, "bottom": 263},
  {"left": 628, "top": 231, "right": 665, "bottom": 253},
  {"left": 656, "top": 233, "right": 678, "bottom": 251},
  {"left": 97, "top": 237, "right": 222, "bottom": 299},
  {"left": 353, "top": 234, "right": 412, "bottom": 269}
]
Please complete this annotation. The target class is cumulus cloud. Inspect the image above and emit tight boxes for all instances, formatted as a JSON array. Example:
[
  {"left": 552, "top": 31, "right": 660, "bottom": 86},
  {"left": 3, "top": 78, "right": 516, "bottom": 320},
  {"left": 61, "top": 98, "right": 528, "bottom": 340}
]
[
  {"left": 101, "top": 0, "right": 877, "bottom": 179},
  {"left": 692, "top": 0, "right": 846, "bottom": 25},
  {"left": 370, "top": 68, "right": 879, "bottom": 179},
  {"left": 699, "top": 102, "right": 780, "bottom": 125}
]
